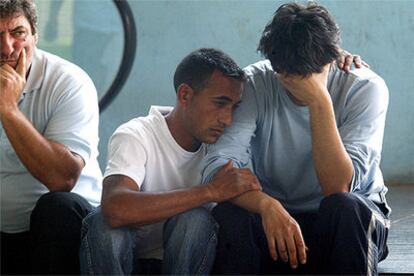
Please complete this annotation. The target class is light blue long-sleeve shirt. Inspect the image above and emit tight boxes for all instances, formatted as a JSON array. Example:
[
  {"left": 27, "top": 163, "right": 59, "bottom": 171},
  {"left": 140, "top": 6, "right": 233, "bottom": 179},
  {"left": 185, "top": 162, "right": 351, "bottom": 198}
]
[{"left": 202, "top": 60, "right": 390, "bottom": 215}]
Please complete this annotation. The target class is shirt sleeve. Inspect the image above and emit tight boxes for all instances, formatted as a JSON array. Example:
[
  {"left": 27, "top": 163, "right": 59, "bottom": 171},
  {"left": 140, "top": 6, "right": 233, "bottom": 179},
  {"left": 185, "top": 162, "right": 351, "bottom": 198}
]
[
  {"left": 202, "top": 76, "right": 259, "bottom": 183},
  {"left": 104, "top": 127, "right": 147, "bottom": 189},
  {"left": 338, "top": 75, "right": 389, "bottom": 192},
  {"left": 43, "top": 70, "right": 99, "bottom": 165}
]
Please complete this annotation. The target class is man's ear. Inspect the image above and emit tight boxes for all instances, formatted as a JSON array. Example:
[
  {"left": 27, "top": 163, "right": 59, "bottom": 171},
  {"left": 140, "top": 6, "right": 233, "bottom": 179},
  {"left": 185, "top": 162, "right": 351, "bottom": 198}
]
[{"left": 177, "top": 83, "right": 194, "bottom": 107}]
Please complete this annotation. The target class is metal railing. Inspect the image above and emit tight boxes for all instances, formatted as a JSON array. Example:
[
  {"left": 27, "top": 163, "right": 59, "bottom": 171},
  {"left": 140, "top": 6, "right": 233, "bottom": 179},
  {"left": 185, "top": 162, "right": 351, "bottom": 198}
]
[{"left": 99, "top": 0, "right": 137, "bottom": 112}]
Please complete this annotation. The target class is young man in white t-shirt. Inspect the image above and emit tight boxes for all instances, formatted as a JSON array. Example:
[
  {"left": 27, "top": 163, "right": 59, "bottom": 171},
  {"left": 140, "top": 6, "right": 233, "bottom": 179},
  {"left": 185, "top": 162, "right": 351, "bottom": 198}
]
[{"left": 79, "top": 48, "right": 261, "bottom": 275}]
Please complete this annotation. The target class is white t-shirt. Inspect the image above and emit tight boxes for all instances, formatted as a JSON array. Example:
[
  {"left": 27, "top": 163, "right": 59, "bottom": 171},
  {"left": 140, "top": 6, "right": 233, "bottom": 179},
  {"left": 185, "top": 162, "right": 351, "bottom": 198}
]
[
  {"left": 0, "top": 48, "right": 102, "bottom": 233},
  {"left": 104, "top": 106, "right": 206, "bottom": 259}
]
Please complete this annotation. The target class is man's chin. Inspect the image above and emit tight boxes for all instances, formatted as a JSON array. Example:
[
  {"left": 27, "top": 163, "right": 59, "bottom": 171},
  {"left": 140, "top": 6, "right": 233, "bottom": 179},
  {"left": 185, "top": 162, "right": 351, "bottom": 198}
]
[{"left": 202, "top": 136, "right": 219, "bottom": 145}]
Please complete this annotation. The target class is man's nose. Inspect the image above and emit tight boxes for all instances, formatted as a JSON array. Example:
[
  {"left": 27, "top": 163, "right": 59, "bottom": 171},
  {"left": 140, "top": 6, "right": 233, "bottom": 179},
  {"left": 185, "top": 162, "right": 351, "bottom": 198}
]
[
  {"left": 218, "top": 109, "right": 232, "bottom": 128},
  {"left": 0, "top": 34, "right": 15, "bottom": 57}
]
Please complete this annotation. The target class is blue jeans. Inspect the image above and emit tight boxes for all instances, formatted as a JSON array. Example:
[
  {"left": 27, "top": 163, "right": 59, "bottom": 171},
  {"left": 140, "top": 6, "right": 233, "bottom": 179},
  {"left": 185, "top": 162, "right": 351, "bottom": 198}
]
[{"left": 80, "top": 207, "right": 218, "bottom": 275}]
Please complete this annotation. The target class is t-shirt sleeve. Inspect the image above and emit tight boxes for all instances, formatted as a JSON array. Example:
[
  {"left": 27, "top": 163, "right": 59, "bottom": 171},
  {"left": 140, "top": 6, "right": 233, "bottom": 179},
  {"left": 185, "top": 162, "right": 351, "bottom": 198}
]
[
  {"left": 43, "top": 70, "right": 99, "bottom": 165},
  {"left": 202, "top": 75, "right": 258, "bottom": 183},
  {"left": 339, "top": 76, "right": 389, "bottom": 192},
  {"left": 104, "top": 128, "right": 147, "bottom": 189}
]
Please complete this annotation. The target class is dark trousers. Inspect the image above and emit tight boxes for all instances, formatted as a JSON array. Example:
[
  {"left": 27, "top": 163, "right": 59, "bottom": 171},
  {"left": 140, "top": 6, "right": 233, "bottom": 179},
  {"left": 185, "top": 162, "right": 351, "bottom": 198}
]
[
  {"left": 1, "top": 192, "right": 93, "bottom": 275},
  {"left": 212, "top": 192, "right": 389, "bottom": 275}
]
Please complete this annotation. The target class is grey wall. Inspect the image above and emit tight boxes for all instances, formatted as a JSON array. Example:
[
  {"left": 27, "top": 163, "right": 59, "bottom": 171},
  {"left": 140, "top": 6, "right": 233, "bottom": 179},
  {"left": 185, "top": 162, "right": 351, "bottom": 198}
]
[{"left": 98, "top": 0, "right": 414, "bottom": 184}]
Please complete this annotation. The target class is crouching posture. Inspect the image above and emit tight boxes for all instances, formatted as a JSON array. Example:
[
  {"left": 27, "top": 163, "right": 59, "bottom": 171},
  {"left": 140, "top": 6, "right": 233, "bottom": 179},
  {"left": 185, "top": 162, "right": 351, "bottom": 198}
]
[
  {"left": 202, "top": 2, "right": 390, "bottom": 275},
  {"left": 80, "top": 48, "right": 260, "bottom": 275}
]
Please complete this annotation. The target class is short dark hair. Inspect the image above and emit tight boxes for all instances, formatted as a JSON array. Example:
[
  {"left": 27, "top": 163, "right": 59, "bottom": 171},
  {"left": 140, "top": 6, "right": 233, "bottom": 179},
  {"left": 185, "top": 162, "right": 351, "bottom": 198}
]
[
  {"left": 0, "top": 0, "right": 37, "bottom": 34},
  {"left": 174, "top": 48, "right": 245, "bottom": 93},
  {"left": 257, "top": 2, "right": 341, "bottom": 76}
]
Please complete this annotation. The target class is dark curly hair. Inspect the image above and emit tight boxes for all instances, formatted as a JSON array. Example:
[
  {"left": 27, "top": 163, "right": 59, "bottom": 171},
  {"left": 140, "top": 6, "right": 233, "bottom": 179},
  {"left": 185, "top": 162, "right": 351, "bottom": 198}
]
[
  {"left": 258, "top": 2, "right": 341, "bottom": 77},
  {"left": 0, "top": 0, "right": 37, "bottom": 34},
  {"left": 174, "top": 48, "right": 245, "bottom": 93}
]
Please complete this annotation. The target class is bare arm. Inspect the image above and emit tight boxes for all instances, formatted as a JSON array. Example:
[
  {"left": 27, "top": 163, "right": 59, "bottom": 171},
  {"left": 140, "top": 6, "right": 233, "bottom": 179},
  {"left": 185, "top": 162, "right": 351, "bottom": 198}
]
[
  {"left": 0, "top": 50, "right": 84, "bottom": 192},
  {"left": 1, "top": 110, "right": 84, "bottom": 191},
  {"left": 229, "top": 190, "right": 307, "bottom": 269},
  {"left": 102, "top": 161, "right": 261, "bottom": 228}
]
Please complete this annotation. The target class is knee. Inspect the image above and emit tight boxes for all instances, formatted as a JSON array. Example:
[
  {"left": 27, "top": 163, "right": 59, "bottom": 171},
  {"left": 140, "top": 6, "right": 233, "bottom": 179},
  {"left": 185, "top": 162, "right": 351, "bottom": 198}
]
[
  {"left": 166, "top": 207, "right": 216, "bottom": 231},
  {"left": 320, "top": 192, "right": 365, "bottom": 219},
  {"left": 32, "top": 192, "right": 65, "bottom": 217},
  {"left": 31, "top": 192, "right": 89, "bottom": 234},
  {"left": 82, "top": 208, "right": 134, "bottom": 251},
  {"left": 32, "top": 192, "right": 91, "bottom": 220},
  {"left": 164, "top": 208, "right": 217, "bottom": 240},
  {"left": 83, "top": 208, "right": 106, "bottom": 238},
  {"left": 84, "top": 208, "right": 123, "bottom": 240},
  {"left": 30, "top": 193, "right": 93, "bottom": 247}
]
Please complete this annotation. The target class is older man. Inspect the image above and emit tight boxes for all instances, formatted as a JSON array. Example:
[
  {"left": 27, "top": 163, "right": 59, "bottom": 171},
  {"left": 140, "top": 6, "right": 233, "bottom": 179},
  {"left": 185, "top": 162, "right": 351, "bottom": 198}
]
[{"left": 0, "top": 0, "right": 102, "bottom": 274}]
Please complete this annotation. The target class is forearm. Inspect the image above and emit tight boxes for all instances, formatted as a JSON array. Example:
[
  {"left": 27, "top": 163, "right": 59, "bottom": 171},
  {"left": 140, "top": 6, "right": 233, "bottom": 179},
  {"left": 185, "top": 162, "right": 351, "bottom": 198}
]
[
  {"left": 232, "top": 190, "right": 306, "bottom": 267},
  {"left": 102, "top": 185, "right": 214, "bottom": 228},
  {"left": 231, "top": 190, "right": 280, "bottom": 215},
  {"left": 1, "top": 109, "right": 83, "bottom": 191},
  {"left": 309, "top": 95, "right": 353, "bottom": 195}
]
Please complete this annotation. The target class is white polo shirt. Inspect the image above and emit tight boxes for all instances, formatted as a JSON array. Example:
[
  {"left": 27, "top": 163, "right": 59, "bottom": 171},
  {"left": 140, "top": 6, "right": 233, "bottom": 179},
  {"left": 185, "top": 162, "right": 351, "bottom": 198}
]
[{"left": 0, "top": 48, "right": 102, "bottom": 233}]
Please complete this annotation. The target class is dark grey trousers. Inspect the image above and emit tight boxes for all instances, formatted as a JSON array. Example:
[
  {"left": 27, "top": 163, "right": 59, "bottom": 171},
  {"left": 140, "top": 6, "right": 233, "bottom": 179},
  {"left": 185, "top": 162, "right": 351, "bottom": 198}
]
[
  {"left": 1, "top": 192, "right": 93, "bottom": 275},
  {"left": 212, "top": 192, "right": 389, "bottom": 275}
]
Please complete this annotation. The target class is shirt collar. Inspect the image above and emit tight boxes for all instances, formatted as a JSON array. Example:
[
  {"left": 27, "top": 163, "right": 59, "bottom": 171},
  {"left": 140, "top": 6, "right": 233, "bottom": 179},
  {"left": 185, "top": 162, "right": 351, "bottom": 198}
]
[{"left": 23, "top": 48, "right": 45, "bottom": 95}]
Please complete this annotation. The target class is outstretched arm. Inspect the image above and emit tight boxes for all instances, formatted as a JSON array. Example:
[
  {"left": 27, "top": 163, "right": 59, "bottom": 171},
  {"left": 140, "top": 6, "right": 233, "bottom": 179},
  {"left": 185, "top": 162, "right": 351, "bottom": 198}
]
[
  {"left": 101, "top": 161, "right": 260, "bottom": 228},
  {"left": 230, "top": 190, "right": 307, "bottom": 269}
]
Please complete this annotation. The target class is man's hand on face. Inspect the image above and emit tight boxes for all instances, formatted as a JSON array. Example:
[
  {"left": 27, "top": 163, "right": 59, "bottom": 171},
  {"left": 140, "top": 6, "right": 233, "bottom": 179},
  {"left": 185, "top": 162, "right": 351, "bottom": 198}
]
[
  {"left": 207, "top": 160, "right": 262, "bottom": 202},
  {"left": 277, "top": 63, "right": 331, "bottom": 107},
  {"left": 0, "top": 48, "right": 27, "bottom": 116},
  {"left": 260, "top": 199, "right": 307, "bottom": 269}
]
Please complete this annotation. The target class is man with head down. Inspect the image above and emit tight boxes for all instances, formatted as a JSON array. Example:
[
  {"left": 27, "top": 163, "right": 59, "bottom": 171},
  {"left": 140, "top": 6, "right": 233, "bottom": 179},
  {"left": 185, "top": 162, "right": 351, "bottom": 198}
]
[{"left": 203, "top": 2, "right": 390, "bottom": 275}]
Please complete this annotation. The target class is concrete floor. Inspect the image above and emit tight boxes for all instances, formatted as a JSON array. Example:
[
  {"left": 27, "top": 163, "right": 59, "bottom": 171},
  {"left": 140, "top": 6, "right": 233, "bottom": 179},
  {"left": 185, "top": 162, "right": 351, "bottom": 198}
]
[{"left": 378, "top": 184, "right": 414, "bottom": 275}]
